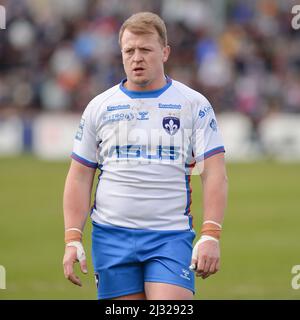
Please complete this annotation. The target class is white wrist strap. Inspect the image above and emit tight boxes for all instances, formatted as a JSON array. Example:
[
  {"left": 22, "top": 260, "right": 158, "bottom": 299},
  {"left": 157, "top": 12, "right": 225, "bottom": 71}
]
[
  {"left": 65, "top": 228, "right": 83, "bottom": 234},
  {"left": 202, "top": 220, "right": 222, "bottom": 229},
  {"left": 189, "top": 235, "right": 219, "bottom": 271},
  {"left": 66, "top": 241, "right": 86, "bottom": 262}
]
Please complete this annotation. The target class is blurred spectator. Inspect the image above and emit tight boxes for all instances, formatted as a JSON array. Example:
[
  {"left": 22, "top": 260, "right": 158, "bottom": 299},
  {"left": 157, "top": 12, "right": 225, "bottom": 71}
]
[{"left": 0, "top": 0, "right": 300, "bottom": 122}]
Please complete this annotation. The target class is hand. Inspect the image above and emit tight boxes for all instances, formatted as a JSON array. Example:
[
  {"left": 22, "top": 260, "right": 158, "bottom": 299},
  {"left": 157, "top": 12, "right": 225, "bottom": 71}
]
[
  {"left": 190, "top": 239, "right": 220, "bottom": 279},
  {"left": 63, "top": 242, "right": 87, "bottom": 286}
]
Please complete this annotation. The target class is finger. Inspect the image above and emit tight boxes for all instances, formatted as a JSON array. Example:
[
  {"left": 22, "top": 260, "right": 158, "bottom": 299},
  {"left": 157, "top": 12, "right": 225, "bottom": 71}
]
[
  {"left": 191, "top": 242, "right": 199, "bottom": 261},
  {"left": 197, "top": 256, "right": 213, "bottom": 278},
  {"left": 68, "top": 272, "right": 82, "bottom": 286},
  {"left": 63, "top": 247, "right": 83, "bottom": 286},
  {"left": 189, "top": 258, "right": 198, "bottom": 271},
  {"left": 80, "top": 259, "right": 88, "bottom": 274},
  {"left": 203, "top": 257, "right": 212, "bottom": 274},
  {"left": 196, "top": 261, "right": 206, "bottom": 277},
  {"left": 200, "top": 269, "right": 211, "bottom": 279},
  {"left": 209, "top": 259, "right": 218, "bottom": 274},
  {"left": 64, "top": 262, "right": 82, "bottom": 286},
  {"left": 196, "top": 256, "right": 206, "bottom": 274},
  {"left": 201, "top": 259, "right": 219, "bottom": 279},
  {"left": 63, "top": 260, "right": 74, "bottom": 279},
  {"left": 200, "top": 258, "right": 214, "bottom": 278},
  {"left": 63, "top": 258, "right": 82, "bottom": 285},
  {"left": 202, "top": 272, "right": 211, "bottom": 279}
]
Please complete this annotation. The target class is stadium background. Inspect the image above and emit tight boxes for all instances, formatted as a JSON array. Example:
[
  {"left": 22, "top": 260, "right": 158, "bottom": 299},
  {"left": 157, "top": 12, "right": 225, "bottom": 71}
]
[{"left": 0, "top": 0, "right": 300, "bottom": 299}]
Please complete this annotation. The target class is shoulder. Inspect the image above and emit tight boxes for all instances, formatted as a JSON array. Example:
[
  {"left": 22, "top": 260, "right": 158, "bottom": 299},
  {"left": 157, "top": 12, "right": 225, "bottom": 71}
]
[{"left": 171, "top": 79, "right": 211, "bottom": 107}]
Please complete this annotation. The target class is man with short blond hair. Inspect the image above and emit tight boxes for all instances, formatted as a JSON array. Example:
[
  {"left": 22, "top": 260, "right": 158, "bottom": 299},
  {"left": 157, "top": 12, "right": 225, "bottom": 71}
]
[
  {"left": 118, "top": 11, "right": 168, "bottom": 47},
  {"left": 63, "top": 11, "right": 228, "bottom": 300}
]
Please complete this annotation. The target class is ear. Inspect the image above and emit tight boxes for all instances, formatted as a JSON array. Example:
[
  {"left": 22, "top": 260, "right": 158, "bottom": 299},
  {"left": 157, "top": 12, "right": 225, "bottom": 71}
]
[{"left": 162, "top": 45, "right": 171, "bottom": 63}]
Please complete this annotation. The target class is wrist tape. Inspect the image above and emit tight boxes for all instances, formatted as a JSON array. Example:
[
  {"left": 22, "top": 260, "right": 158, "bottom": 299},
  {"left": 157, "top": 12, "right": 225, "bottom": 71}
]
[
  {"left": 200, "top": 221, "right": 222, "bottom": 240},
  {"left": 66, "top": 241, "right": 86, "bottom": 262},
  {"left": 65, "top": 228, "right": 82, "bottom": 244}
]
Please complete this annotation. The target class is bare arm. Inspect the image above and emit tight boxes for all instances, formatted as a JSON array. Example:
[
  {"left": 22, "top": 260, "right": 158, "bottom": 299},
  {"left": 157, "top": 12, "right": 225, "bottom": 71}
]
[
  {"left": 191, "top": 153, "right": 228, "bottom": 279},
  {"left": 63, "top": 159, "right": 96, "bottom": 286},
  {"left": 63, "top": 159, "right": 96, "bottom": 230},
  {"left": 200, "top": 153, "right": 228, "bottom": 225}
]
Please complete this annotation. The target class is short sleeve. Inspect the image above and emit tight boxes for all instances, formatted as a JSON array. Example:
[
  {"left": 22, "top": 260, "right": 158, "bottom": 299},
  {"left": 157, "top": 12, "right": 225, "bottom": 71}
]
[
  {"left": 71, "top": 102, "right": 98, "bottom": 168},
  {"left": 192, "top": 99, "right": 225, "bottom": 162}
]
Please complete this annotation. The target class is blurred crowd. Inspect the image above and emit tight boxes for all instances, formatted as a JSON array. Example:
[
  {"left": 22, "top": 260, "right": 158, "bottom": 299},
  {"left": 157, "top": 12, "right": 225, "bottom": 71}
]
[{"left": 0, "top": 0, "right": 300, "bottom": 125}]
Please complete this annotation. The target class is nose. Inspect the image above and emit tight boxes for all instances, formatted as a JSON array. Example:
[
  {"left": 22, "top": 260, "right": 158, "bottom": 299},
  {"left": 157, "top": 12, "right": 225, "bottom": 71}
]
[{"left": 133, "top": 49, "right": 143, "bottom": 62}]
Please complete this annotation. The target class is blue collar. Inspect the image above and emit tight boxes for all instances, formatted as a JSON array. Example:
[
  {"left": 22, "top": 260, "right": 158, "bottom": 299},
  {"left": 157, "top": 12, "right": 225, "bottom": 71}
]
[{"left": 120, "top": 77, "right": 172, "bottom": 99}]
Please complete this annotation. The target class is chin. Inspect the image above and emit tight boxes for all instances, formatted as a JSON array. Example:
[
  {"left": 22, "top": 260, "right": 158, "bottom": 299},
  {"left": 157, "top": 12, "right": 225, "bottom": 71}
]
[{"left": 130, "top": 77, "right": 151, "bottom": 89}]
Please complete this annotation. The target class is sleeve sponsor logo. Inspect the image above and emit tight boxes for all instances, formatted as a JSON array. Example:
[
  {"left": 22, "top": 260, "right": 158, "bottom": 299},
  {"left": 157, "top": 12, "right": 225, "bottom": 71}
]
[
  {"left": 209, "top": 119, "right": 218, "bottom": 132},
  {"left": 75, "top": 117, "right": 85, "bottom": 141},
  {"left": 199, "top": 106, "right": 212, "bottom": 118}
]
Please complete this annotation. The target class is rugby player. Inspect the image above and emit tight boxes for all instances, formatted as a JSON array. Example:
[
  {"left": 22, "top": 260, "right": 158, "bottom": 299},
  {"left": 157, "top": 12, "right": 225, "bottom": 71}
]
[{"left": 63, "top": 12, "right": 228, "bottom": 300}]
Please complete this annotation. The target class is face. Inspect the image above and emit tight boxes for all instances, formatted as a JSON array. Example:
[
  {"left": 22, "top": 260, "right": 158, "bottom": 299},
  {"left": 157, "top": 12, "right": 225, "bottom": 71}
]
[{"left": 121, "top": 29, "right": 170, "bottom": 91}]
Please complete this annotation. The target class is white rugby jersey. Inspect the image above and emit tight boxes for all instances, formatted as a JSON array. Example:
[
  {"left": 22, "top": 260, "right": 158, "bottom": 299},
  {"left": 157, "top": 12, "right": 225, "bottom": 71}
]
[{"left": 72, "top": 78, "right": 225, "bottom": 230}]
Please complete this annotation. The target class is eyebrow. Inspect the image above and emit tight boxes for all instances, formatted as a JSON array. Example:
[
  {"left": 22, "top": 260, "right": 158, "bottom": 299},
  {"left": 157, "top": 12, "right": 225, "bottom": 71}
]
[{"left": 123, "top": 45, "right": 154, "bottom": 51}]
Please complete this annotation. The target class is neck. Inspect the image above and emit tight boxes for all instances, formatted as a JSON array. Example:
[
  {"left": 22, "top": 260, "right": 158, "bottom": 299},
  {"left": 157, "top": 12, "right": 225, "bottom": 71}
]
[{"left": 125, "top": 76, "right": 167, "bottom": 91}]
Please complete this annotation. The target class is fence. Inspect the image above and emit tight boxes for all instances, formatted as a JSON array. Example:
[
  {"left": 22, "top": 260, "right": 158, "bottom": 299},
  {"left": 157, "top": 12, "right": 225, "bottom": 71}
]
[{"left": 1, "top": 113, "right": 300, "bottom": 161}]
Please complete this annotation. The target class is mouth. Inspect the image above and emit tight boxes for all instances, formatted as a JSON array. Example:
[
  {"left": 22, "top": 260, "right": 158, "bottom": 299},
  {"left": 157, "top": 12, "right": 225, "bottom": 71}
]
[{"left": 133, "top": 67, "right": 145, "bottom": 73}]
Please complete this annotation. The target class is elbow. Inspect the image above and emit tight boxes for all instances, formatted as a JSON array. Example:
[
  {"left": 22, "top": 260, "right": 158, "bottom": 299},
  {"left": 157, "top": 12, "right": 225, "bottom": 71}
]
[
  {"left": 223, "top": 173, "right": 229, "bottom": 189},
  {"left": 224, "top": 173, "right": 229, "bottom": 184}
]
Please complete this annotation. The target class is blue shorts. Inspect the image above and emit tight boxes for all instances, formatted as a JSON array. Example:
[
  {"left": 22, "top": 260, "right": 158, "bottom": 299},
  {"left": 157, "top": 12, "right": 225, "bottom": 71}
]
[{"left": 91, "top": 221, "right": 196, "bottom": 299}]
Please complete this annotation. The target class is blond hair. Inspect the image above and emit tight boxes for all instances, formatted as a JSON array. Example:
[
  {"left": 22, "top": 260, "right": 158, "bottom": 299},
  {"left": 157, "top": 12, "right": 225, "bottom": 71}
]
[{"left": 119, "top": 12, "right": 168, "bottom": 47}]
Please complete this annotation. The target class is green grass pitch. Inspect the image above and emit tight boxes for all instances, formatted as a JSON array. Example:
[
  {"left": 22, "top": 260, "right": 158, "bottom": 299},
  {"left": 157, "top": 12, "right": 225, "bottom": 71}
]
[{"left": 0, "top": 155, "right": 299, "bottom": 299}]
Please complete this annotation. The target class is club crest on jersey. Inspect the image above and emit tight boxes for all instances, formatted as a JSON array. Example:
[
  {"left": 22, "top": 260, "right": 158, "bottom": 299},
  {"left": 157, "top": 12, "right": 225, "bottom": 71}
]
[{"left": 163, "top": 116, "right": 180, "bottom": 135}]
